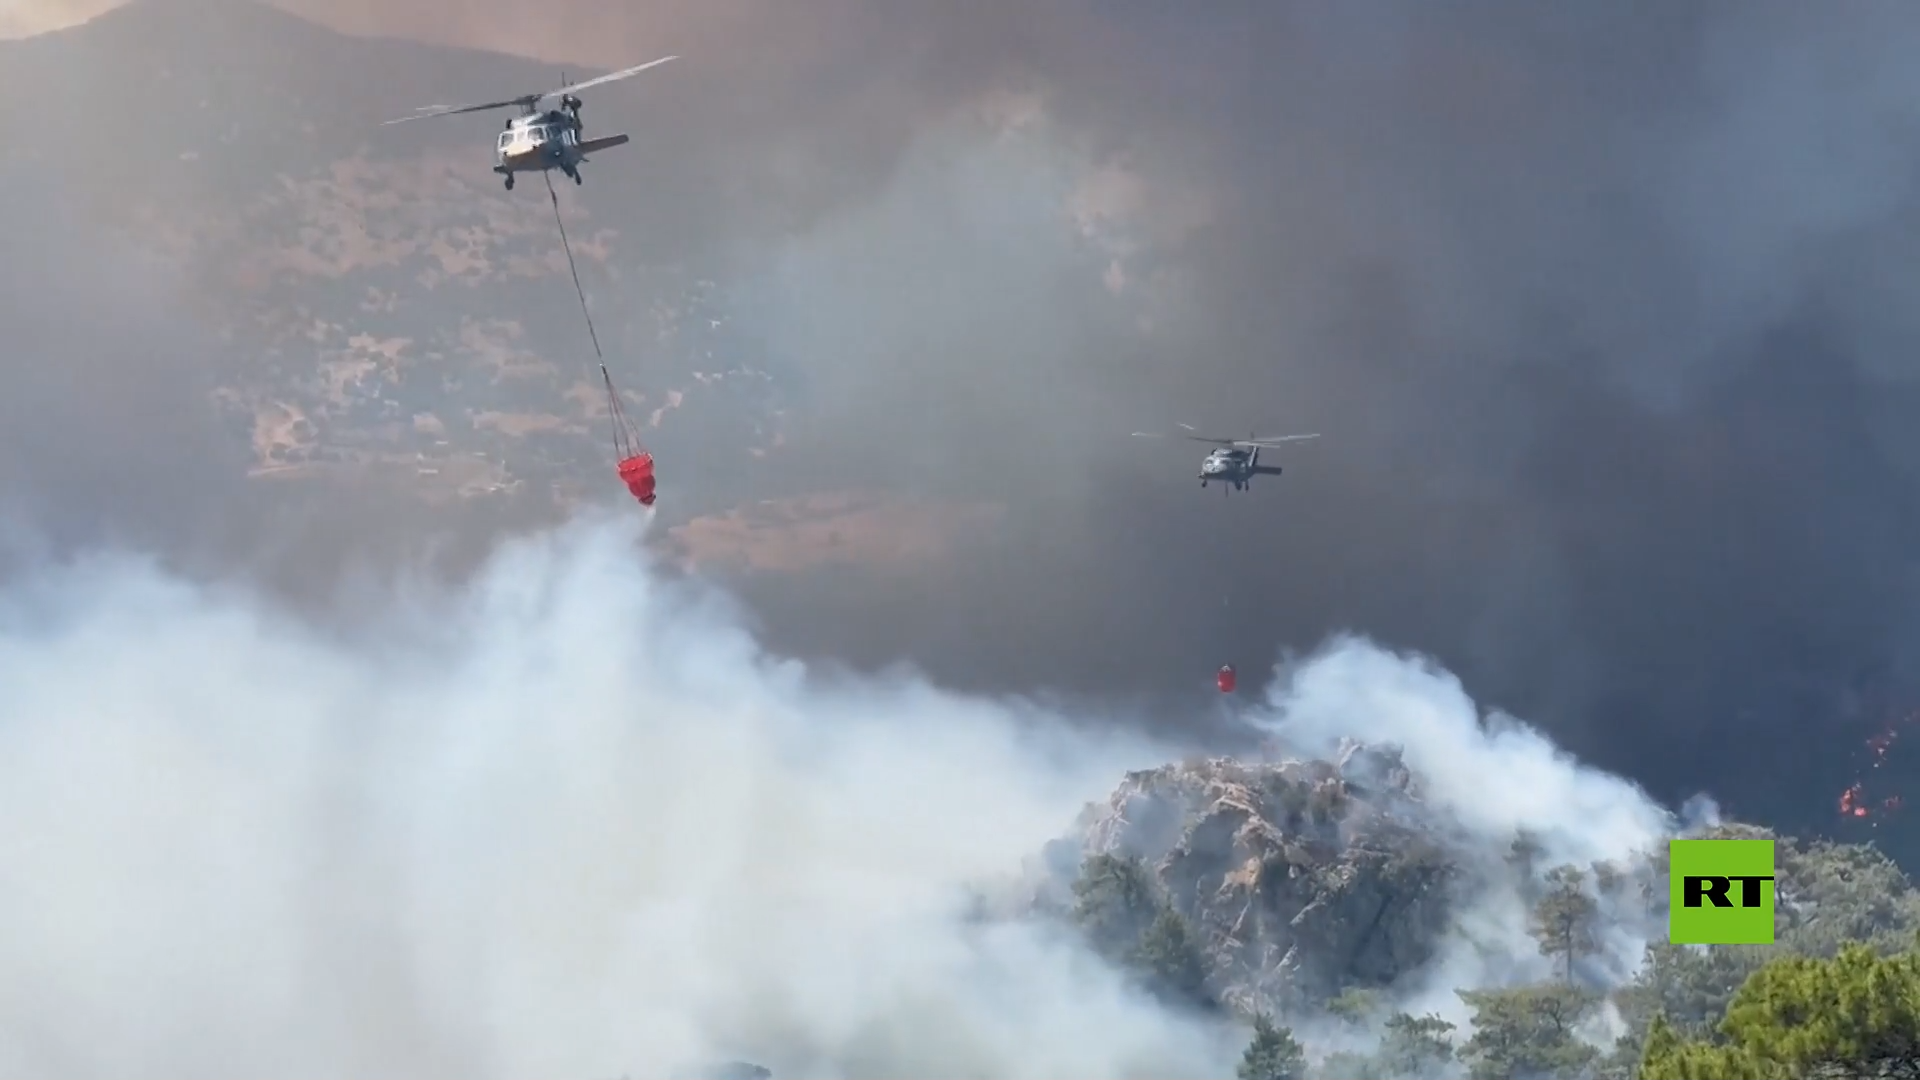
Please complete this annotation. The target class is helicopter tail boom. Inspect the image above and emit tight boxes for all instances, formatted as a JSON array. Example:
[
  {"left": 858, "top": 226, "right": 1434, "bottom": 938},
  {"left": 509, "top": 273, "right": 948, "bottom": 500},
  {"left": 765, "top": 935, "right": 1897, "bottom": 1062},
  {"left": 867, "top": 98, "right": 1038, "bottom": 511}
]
[{"left": 576, "top": 133, "right": 630, "bottom": 157}]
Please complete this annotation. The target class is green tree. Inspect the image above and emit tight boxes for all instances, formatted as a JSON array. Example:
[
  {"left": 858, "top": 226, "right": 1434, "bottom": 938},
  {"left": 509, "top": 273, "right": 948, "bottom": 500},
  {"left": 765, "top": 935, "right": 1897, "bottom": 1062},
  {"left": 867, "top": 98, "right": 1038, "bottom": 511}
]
[
  {"left": 1639, "top": 941, "right": 1920, "bottom": 1080},
  {"left": 1773, "top": 840, "right": 1920, "bottom": 957},
  {"left": 1457, "top": 983, "right": 1600, "bottom": 1080},
  {"left": 1070, "top": 852, "right": 1221, "bottom": 1012},
  {"left": 1133, "top": 906, "right": 1214, "bottom": 1009},
  {"left": 1608, "top": 938, "right": 1773, "bottom": 1068},
  {"left": 1375, "top": 1011, "right": 1456, "bottom": 1076},
  {"left": 1634, "top": 1012, "right": 1771, "bottom": 1080},
  {"left": 1071, "top": 853, "right": 1160, "bottom": 958},
  {"left": 1238, "top": 1013, "right": 1307, "bottom": 1080},
  {"left": 1324, "top": 987, "right": 1377, "bottom": 1028},
  {"left": 1530, "top": 864, "right": 1601, "bottom": 984},
  {"left": 1607, "top": 835, "right": 1920, "bottom": 1074}
]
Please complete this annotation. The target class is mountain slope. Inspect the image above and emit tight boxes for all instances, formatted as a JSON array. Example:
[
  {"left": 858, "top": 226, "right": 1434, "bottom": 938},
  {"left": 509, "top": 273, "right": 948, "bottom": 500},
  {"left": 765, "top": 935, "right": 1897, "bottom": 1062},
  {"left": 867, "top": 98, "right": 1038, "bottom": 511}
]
[
  {"left": 1039, "top": 745, "right": 1920, "bottom": 1076},
  {"left": 0, "top": 0, "right": 781, "bottom": 511}
]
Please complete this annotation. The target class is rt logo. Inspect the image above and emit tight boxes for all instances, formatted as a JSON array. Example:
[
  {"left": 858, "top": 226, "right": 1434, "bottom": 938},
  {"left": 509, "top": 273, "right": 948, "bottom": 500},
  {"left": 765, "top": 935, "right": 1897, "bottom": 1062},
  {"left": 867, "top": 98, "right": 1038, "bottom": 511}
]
[{"left": 1669, "top": 838, "right": 1775, "bottom": 945}]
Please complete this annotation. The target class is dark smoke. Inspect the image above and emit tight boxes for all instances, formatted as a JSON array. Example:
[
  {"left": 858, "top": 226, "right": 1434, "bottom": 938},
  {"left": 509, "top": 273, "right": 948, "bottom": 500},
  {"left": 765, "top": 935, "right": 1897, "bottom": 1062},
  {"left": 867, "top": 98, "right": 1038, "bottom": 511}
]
[
  {"left": 700, "top": 0, "right": 1920, "bottom": 852},
  {"left": 12, "top": 0, "right": 1920, "bottom": 854},
  {"left": 540, "top": 0, "right": 1920, "bottom": 854}
]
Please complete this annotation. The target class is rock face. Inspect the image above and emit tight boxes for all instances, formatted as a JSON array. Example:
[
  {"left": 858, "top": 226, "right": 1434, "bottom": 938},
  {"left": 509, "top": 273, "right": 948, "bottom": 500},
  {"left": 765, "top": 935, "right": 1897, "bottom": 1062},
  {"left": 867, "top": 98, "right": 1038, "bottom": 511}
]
[{"left": 1051, "top": 741, "right": 1462, "bottom": 1013}]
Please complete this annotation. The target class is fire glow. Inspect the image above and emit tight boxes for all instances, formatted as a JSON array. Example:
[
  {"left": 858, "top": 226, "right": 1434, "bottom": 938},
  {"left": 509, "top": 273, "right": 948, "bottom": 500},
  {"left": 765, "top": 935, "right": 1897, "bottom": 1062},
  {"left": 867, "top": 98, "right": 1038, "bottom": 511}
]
[{"left": 1836, "top": 712, "right": 1915, "bottom": 824}]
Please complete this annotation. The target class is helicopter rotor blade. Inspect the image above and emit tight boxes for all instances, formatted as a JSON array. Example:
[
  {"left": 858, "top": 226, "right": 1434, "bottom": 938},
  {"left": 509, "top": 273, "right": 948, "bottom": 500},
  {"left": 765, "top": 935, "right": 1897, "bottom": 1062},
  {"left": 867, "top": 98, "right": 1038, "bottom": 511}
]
[
  {"left": 558, "top": 55, "right": 679, "bottom": 97},
  {"left": 382, "top": 95, "right": 535, "bottom": 124},
  {"left": 1235, "top": 434, "right": 1321, "bottom": 447},
  {"left": 380, "top": 55, "right": 673, "bottom": 127},
  {"left": 1174, "top": 422, "right": 1241, "bottom": 444}
]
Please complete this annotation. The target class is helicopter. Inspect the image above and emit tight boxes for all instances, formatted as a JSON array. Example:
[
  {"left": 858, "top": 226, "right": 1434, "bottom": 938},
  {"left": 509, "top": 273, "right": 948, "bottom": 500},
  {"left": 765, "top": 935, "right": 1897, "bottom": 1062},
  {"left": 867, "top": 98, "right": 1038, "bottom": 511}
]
[
  {"left": 382, "top": 56, "right": 679, "bottom": 190},
  {"left": 1131, "top": 424, "right": 1321, "bottom": 492}
]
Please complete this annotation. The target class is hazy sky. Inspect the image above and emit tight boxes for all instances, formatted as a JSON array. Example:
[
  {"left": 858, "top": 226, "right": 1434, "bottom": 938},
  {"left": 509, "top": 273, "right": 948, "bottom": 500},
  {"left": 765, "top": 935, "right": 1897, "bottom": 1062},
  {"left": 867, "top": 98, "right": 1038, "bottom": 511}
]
[
  {"left": 7, "top": 3, "right": 1920, "bottom": 1070},
  {"left": 8, "top": 0, "right": 1920, "bottom": 853}
]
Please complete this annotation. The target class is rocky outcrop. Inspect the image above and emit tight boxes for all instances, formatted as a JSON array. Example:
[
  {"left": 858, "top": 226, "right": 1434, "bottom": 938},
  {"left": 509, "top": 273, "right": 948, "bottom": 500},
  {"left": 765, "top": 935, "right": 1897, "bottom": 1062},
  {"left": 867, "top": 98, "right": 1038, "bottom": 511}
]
[{"left": 1049, "top": 740, "right": 1461, "bottom": 1013}]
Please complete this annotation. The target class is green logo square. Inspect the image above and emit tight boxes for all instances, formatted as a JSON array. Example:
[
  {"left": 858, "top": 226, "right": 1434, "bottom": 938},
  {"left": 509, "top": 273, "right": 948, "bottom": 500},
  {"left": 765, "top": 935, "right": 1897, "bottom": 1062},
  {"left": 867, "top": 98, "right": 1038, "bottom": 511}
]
[{"left": 1668, "top": 839, "right": 1775, "bottom": 944}]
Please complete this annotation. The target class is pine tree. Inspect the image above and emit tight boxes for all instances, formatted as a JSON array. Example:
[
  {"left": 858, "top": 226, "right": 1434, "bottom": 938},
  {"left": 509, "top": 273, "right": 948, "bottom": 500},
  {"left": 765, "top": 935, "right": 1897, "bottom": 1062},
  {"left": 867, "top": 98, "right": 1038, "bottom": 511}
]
[
  {"left": 1458, "top": 983, "right": 1601, "bottom": 1080},
  {"left": 1376, "top": 1011, "right": 1456, "bottom": 1076},
  {"left": 1530, "top": 864, "right": 1601, "bottom": 983},
  {"left": 1070, "top": 853, "right": 1159, "bottom": 958},
  {"left": 1133, "top": 906, "right": 1214, "bottom": 1009},
  {"left": 1324, "top": 987, "right": 1377, "bottom": 1028},
  {"left": 1237, "top": 1013, "right": 1306, "bottom": 1080},
  {"left": 1639, "top": 941, "right": 1920, "bottom": 1079}
]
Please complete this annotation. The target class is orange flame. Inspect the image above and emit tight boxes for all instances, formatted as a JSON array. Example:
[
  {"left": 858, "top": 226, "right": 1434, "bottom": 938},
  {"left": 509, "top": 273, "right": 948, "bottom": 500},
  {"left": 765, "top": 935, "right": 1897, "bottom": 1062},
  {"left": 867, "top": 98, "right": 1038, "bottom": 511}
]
[
  {"left": 1836, "top": 711, "right": 1917, "bottom": 825},
  {"left": 1841, "top": 783, "right": 1870, "bottom": 818}
]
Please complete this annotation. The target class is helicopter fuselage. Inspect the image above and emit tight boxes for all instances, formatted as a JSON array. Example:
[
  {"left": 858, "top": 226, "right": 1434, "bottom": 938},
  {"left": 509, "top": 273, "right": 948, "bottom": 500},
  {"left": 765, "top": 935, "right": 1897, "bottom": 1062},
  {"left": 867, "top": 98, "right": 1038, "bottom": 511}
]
[
  {"left": 1198, "top": 446, "right": 1285, "bottom": 490},
  {"left": 491, "top": 109, "right": 629, "bottom": 188}
]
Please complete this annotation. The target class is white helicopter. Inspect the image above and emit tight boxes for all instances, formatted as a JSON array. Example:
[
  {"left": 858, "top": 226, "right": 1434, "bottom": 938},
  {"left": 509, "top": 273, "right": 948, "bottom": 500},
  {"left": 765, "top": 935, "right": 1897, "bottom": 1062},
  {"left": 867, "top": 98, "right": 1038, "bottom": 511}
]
[
  {"left": 383, "top": 56, "right": 678, "bottom": 190},
  {"left": 1131, "top": 424, "right": 1321, "bottom": 492}
]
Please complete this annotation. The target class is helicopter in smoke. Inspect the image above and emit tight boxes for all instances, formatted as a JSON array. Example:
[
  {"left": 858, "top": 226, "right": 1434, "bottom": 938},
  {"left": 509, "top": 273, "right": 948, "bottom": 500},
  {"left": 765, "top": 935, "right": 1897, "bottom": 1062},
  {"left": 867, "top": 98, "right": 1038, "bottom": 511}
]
[
  {"left": 382, "top": 56, "right": 678, "bottom": 190},
  {"left": 1131, "top": 424, "right": 1320, "bottom": 492}
]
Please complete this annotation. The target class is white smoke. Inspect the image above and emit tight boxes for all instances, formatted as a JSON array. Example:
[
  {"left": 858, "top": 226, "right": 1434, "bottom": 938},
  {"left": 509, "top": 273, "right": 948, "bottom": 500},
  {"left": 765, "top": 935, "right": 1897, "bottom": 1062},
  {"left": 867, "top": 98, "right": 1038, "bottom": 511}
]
[
  {"left": 1248, "top": 637, "right": 1679, "bottom": 1029},
  {"left": 0, "top": 514, "right": 1230, "bottom": 1079},
  {"left": 1261, "top": 637, "right": 1676, "bottom": 867},
  {"left": 0, "top": 516, "right": 1693, "bottom": 1077}
]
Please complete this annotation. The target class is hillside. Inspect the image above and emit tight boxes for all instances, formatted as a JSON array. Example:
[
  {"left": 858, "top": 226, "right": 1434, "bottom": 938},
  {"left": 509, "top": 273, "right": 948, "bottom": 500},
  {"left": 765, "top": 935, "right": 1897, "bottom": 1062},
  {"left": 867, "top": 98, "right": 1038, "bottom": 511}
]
[
  {"left": 0, "top": 0, "right": 780, "bottom": 514},
  {"left": 1032, "top": 747, "right": 1920, "bottom": 1079}
]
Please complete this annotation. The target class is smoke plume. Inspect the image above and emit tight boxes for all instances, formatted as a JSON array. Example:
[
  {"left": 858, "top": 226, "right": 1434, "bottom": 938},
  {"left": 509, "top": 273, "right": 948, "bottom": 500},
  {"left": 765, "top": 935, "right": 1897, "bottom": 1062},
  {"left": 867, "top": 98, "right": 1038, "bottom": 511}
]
[
  {"left": 0, "top": 512, "right": 1702, "bottom": 1076},
  {"left": 9, "top": 0, "right": 1920, "bottom": 967},
  {"left": 1253, "top": 639, "right": 1681, "bottom": 1026}
]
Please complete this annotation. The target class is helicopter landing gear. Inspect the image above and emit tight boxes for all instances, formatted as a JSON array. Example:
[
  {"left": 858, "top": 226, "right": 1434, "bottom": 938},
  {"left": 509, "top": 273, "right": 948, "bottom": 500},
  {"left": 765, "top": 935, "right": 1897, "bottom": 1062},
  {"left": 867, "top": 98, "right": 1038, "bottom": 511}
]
[
  {"left": 1200, "top": 479, "right": 1208, "bottom": 488},
  {"left": 504, "top": 174, "right": 514, "bottom": 191}
]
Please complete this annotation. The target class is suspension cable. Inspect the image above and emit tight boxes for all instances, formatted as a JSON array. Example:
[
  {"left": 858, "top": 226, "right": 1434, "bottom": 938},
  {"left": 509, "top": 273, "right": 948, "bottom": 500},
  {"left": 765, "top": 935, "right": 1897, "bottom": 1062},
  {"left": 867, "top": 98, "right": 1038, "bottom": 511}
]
[
  {"left": 544, "top": 169, "right": 602, "bottom": 360},
  {"left": 601, "top": 362, "right": 642, "bottom": 461}
]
